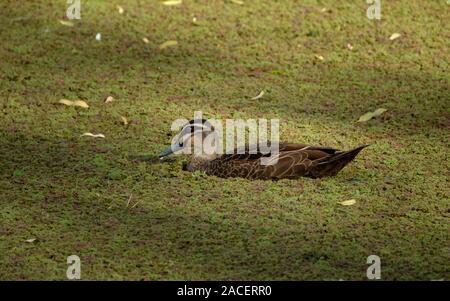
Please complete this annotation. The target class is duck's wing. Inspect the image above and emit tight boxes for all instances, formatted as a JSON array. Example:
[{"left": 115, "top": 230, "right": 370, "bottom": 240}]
[
  {"left": 310, "top": 145, "right": 368, "bottom": 178},
  {"left": 278, "top": 143, "right": 339, "bottom": 155},
  {"left": 254, "top": 147, "right": 332, "bottom": 179},
  {"left": 221, "top": 142, "right": 339, "bottom": 161},
  {"left": 213, "top": 142, "right": 341, "bottom": 179},
  {"left": 259, "top": 144, "right": 368, "bottom": 179}
]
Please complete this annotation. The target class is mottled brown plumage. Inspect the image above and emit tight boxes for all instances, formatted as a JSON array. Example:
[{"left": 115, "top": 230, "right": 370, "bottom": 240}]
[
  {"left": 158, "top": 119, "right": 368, "bottom": 180},
  {"left": 185, "top": 142, "right": 367, "bottom": 180}
]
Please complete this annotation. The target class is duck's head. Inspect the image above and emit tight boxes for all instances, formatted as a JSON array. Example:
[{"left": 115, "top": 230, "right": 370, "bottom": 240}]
[{"left": 159, "top": 119, "right": 217, "bottom": 159}]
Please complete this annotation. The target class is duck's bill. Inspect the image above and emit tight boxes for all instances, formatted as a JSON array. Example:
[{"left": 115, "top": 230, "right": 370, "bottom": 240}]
[
  {"left": 159, "top": 143, "right": 186, "bottom": 158},
  {"left": 158, "top": 145, "right": 175, "bottom": 158}
]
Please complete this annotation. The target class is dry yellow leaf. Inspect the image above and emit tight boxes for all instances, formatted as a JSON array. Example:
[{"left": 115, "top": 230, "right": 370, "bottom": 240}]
[
  {"left": 347, "top": 43, "right": 354, "bottom": 50},
  {"left": 251, "top": 90, "right": 265, "bottom": 100},
  {"left": 230, "top": 0, "right": 244, "bottom": 4},
  {"left": 59, "top": 20, "right": 74, "bottom": 27},
  {"left": 104, "top": 96, "right": 114, "bottom": 104},
  {"left": 59, "top": 99, "right": 73, "bottom": 106},
  {"left": 339, "top": 199, "right": 356, "bottom": 206},
  {"left": 159, "top": 40, "right": 178, "bottom": 49},
  {"left": 117, "top": 5, "right": 124, "bottom": 14},
  {"left": 72, "top": 100, "right": 89, "bottom": 108},
  {"left": 357, "top": 108, "right": 387, "bottom": 123},
  {"left": 59, "top": 99, "right": 89, "bottom": 108},
  {"left": 389, "top": 33, "right": 401, "bottom": 41},
  {"left": 315, "top": 54, "right": 324, "bottom": 61},
  {"left": 142, "top": 37, "right": 150, "bottom": 44},
  {"left": 126, "top": 194, "right": 133, "bottom": 208},
  {"left": 121, "top": 116, "right": 128, "bottom": 126},
  {"left": 80, "top": 133, "right": 105, "bottom": 138},
  {"left": 162, "top": 0, "right": 182, "bottom": 6},
  {"left": 373, "top": 108, "right": 388, "bottom": 115},
  {"left": 25, "top": 238, "right": 36, "bottom": 243}
]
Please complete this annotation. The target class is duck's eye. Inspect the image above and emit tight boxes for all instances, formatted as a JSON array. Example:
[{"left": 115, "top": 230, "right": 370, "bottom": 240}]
[{"left": 178, "top": 141, "right": 183, "bottom": 147}]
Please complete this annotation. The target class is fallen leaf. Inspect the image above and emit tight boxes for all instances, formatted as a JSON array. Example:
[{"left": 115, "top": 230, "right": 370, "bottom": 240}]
[
  {"left": 142, "top": 37, "right": 150, "bottom": 44},
  {"left": 25, "top": 238, "right": 36, "bottom": 243},
  {"left": 230, "top": 0, "right": 244, "bottom": 4},
  {"left": 121, "top": 116, "right": 128, "bottom": 126},
  {"left": 95, "top": 33, "right": 102, "bottom": 41},
  {"left": 320, "top": 7, "right": 328, "bottom": 12},
  {"left": 373, "top": 108, "right": 388, "bottom": 115},
  {"left": 126, "top": 194, "right": 133, "bottom": 208},
  {"left": 131, "top": 198, "right": 142, "bottom": 208},
  {"left": 339, "top": 199, "right": 356, "bottom": 206},
  {"left": 357, "top": 108, "right": 387, "bottom": 122},
  {"left": 59, "top": 20, "right": 74, "bottom": 27},
  {"left": 347, "top": 43, "right": 354, "bottom": 50},
  {"left": 389, "top": 33, "right": 401, "bottom": 41},
  {"left": 59, "top": 99, "right": 89, "bottom": 108},
  {"left": 116, "top": 5, "right": 124, "bottom": 14},
  {"left": 159, "top": 40, "right": 178, "bottom": 49},
  {"left": 251, "top": 90, "right": 265, "bottom": 100},
  {"left": 80, "top": 133, "right": 105, "bottom": 138},
  {"left": 315, "top": 54, "right": 324, "bottom": 61},
  {"left": 162, "top": 0, "right": 182, "bottom": 6},
  {"left": 104, "top": 96, "right": 114, "bottom": 103},
  {"left": 72, "top": 100, "right": 89, "bottom": 108},
  {"left": 59, "top": 99, "right": 74, "bottom": 106}
]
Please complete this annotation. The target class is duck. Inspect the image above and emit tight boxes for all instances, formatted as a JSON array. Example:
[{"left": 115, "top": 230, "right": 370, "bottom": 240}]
[{"left": 158, "top": 119, "right": 368, "bottom": 180}]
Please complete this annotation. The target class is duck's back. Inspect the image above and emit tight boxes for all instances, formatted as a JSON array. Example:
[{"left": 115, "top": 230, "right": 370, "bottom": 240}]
[{"left": 187, "top": 143, "right": 366, "bottom": 180}]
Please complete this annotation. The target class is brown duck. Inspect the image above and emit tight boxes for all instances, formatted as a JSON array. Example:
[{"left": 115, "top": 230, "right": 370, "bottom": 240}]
[{"left": 158, "top": 119, "right": 367, "bottom": 180}]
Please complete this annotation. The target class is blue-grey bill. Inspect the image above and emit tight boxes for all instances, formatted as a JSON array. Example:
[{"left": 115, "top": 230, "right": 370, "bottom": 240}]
[{"left": 158, "top": 146, "right": 175, "bottom": 158}]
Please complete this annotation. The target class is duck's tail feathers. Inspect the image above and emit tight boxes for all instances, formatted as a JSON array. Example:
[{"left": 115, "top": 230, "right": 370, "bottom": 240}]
[{"left": 312, "top": 145, "right": 369, "bottom": 177}]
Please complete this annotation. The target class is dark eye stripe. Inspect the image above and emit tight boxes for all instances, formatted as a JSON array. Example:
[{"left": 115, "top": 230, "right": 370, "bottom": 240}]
[
  {"left": 188, "top": 119, "right": 208, "bottom": 125},
  {"left": 180, "top": 123, "right": 210, "bottom": 136}
]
